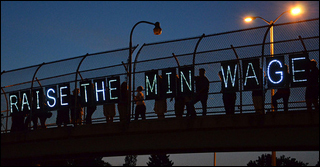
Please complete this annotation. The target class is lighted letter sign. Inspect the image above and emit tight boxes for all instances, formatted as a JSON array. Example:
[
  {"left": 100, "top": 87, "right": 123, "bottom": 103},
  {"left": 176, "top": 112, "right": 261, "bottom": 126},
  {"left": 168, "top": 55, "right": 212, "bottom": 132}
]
[
  {"left": 178, "top": 66, "right": 194, "bottom": 96},
  {"left": 9, "top": 92, "right": 20, "bottom": 113},
  {"left": 162, "top": 68, "right": 177, "bottom": 98},
  {"left": 45, "top": 85, "right": 58, "bottom": 111},
  {"left": 145, "top": 70, "right": 159, "bottom": 100},
  {"left": 94, "top": 78, "right": 106, "bottom": 105},
  {"left": 266, "top": 56, "right": 287, "bottom": 88},
  {"left": 107, "top": 76, "right": 120, "bottom": 103},
  {"left": 59, "top": 83, "right": 70, "bottom": 108},
  {"left": 80, "top": 80, "right": 94, "bottom": 106},
  {"left": 289, "top": 53, "right": 309, "bottom": 87},
  {"left": 220, "top": 60, "right": 238, "bottom": 92},
  {"left": 20, "top": 90, "right": 31, "bottom": 113},
  {"left": 242, "top": 58, "right": 261, "bottom": 91},
  {"left": 32, "top": 88, "right": 45, "bottom": 112}
]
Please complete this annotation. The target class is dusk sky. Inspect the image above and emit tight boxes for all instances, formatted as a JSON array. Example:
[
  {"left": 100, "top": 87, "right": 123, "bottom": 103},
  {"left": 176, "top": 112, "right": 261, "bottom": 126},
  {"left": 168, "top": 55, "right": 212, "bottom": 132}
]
[{"left": 1, "top": 1, "right": 319, "bottom": 166}]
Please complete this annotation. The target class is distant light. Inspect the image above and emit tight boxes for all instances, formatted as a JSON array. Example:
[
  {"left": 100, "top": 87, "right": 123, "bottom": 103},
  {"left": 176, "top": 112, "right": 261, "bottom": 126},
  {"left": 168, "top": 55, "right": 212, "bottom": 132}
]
[
  {"left": 244, "top": 17, "right": 253, "bottom": 22},
  {"left": 291, "top": 7, "right": 301, "bottom": 15}
]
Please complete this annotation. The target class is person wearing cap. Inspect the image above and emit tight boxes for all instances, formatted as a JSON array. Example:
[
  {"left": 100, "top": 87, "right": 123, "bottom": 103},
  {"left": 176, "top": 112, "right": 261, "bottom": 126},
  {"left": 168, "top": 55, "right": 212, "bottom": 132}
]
[
  {"left": 187, "top": 68, "right": 210, "bottom": 117},
  {"left": 134, "top": 86, "right": 146, "bottom": 120}
]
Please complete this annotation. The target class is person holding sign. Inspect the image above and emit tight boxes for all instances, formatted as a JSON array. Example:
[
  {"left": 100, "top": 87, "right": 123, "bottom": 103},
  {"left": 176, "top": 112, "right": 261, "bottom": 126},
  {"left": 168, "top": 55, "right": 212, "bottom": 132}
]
[
  {"left": 134, "top": 86, "right": 146, "bottom": 120},
  {"left": 272, "top": 64, "right": 291, "bottom": 112},
  {"left": 305, "top": 59, "right": 319, "bottom": 112},
  {"left": 187, "top": 68, "right": 210, "bottom": 117},
  {"left": 218, "top": 70, "right": 236, "bottom": 115}
]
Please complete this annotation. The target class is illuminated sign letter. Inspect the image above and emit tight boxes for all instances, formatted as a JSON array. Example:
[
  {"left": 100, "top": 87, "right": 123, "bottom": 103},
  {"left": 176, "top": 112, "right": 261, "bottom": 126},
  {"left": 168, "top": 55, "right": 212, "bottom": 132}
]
[
  {"left": 94, "top": 79, "right": 106, "bottom": 104},
  {"left": 242, "top": 58, "right": 261, "bottom": 91},
  {"left": 145, "top": 70, "right": 159, "bottom": 100},
  {"left": 107, "top": 76, "right": 120, "bottom": 103},
  {"left": 162, "top": 68, "right": 176, "bottom": 98},
  {"left": 32, "top": 88, "right": 44, "bottom": 111},
  {"left": 266, "top": 56, "right": 286, "bottom": 88},
  {"left": 35, "top": 90, "right": 40, "bottom": 109},
  {"left": 178, "top": 66, "right": 194, "bottom": 96},
  {"left": 289, "top": 53, "right": 309, "bottom": 87},
  {"left": 59, "top": 83, "right": 70, "bottom": 108},
  {"left": 81, "top": 82, "right": 90, "bottom": 103},
  {"left": 46, "top": 85, "right": 58, "bottom": 111},
  {"left": 80, "top": 80, "right": 95, "bottom": 106},
  {"left": 9, "top": 92, "right": 19, "bottom": 113},
  {"left": 20, "top": 90, "right": 31, "bottom": 112},
  {"left": 221, "top": 60, "right": 238, "bottom": 92}
]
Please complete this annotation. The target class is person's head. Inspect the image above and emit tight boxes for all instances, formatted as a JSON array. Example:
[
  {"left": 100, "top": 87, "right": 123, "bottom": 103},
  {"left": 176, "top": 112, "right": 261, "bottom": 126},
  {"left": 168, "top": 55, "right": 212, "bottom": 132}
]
[
  {"left": 121, "top": 81, "right": 128, "bottom": 90},
  {"left": 73, "top": 88, "right": 80, "bottom": 95},
  {"left": 310, "top": 59, "right": 317, "bottom": 68},
  {"left": 137, "top": 86, "right": 143, "bottom": 92},
  {"left": 218, "top": 71, "right": 223, "bottom": 80},
  {"left": 284, "top": 64, "right": 289, "bottom": 73},
  {"left": 199, "top": 68, "right": 206, "bottom": 76}
]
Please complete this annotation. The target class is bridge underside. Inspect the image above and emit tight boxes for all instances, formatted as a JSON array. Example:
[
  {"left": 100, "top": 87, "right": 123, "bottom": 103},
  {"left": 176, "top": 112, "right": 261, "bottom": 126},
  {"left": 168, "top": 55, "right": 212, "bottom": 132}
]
[{"left": 1, "top": 111, "right": 319, "bottom": 164}]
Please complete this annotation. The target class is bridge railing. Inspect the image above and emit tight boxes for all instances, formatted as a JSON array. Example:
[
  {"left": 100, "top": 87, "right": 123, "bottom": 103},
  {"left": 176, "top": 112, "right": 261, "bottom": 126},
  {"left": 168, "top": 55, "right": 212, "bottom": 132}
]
[{"left": 1, "top": 18, "right": 319, "bottom": 133}]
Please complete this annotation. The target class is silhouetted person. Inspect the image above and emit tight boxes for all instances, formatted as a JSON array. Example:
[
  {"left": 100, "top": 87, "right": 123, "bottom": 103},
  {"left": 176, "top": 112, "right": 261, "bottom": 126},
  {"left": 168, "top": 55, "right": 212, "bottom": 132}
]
[
  {"left": 305, "top": 59, "right": 319, "bottom": 112},
  {"left": 24, "top": 110, "right": 39, "bottom": 130},
  {"left": 103, "top": 103, "right": 116, "bottom": 123},
  {"left": 219, "top": 71, "right": 236, "bottom": 115},
  {"left": 171, "top": 74, "right": 185, "bottom": 118},
  {"left": 11, "top": 111, "right": 26, "bottom": 132},
  {"left": 56, "top": 108, "right": 70, "bottom": 127},
  {"left": 252, "top": 68, "right": 266, "bottom": 114},
  {"left": 10, "top": 98, "right": 26, "bottom": 132},
  {"left": 272, "top": 64, "right": 290, "bottom": 112},
  {"left": 118, "top": 81, "right": 130, "bottom": 123},
  {"left": 70, "top": 88, "right": 83, "bottom": 125},
  {"left": 154, "top": 75, "right": 167, "bottom": 119},
  {"left": 134, "top": 86, "right": 146, "bottom": 120},
  {"left": 187, "top": 68, "right": 210, "bottom": 116}
]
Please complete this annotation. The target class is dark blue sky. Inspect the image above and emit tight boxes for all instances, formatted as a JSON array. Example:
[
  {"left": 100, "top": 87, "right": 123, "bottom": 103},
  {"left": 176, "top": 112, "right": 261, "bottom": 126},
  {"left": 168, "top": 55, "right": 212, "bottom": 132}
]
[{"left": 1, "top": 1, "right": 319, "bottom": 166}]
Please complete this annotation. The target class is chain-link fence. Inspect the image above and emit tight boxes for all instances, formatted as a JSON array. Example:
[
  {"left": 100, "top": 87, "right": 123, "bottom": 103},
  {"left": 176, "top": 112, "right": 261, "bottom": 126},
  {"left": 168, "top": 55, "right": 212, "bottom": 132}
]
[{"left": 1, "top": 18, "right": 319, "bottom": 133}]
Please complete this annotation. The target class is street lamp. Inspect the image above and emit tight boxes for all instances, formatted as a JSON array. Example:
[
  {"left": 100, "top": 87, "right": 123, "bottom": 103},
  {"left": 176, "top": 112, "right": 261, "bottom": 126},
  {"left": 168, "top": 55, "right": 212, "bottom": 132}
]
[
  {"left": 244, "top": 7, "right": 302, "bottom": 110},
  {"left": 244, "top": 7, "right": 301, "bottom": 57},
  {"left": 128, "top": 21, "right": 162, "bottom": 118},
  {"left": 244, "top": 7, "right": 301, "bottom": 166}
]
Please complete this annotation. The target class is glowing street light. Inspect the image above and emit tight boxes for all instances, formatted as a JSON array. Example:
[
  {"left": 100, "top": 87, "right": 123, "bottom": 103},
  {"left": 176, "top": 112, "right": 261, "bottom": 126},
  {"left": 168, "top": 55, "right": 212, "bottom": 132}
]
[{"left": 244, "top": 7, "right": 302, "bottom": 167}]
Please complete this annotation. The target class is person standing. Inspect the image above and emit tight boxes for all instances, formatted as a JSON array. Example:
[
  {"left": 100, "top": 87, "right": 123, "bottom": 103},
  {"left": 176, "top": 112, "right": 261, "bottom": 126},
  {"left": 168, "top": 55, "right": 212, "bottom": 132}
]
[
  {"left": 186, "top": 68, "right": 210, "bottom": 117},
  {"left": 218, "top": 71, "right": 236, "bottom": 115},
  {"left": 70, "top": 88, "right": 83, "bottom": 125},
  {"left": 118, "top": 81, "right": 131, "bottom": 123},
  {"left": 154, "top": 75, "right": 167, "bottom": 119},
  {"left": 252, "top": 68, "right": 267, "bottom": 114},
  {"left": 134, "top": 86, "right": 146, "bottom": 120},
  {"left": 272, "top": 64, "right": 291, "bottom": 112},
  {"left": 305, "top": 59, "right": 319, "bottom": 112}
]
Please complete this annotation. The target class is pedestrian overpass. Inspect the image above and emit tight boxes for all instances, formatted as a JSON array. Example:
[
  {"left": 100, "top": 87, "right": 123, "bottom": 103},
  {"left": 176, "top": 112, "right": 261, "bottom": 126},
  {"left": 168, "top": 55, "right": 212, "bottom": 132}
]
[
  {"left": 1, "top": 110, "right": 318, "bottom": 164},
  {"left": 1, "top": 18, "right": 319, "bottom": 165}
]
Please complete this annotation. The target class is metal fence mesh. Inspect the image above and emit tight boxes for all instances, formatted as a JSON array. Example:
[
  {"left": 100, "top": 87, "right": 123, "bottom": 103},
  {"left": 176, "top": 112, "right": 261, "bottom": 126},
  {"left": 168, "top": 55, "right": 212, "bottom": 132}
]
[{"left": 1, "top": 18, "right": 319, "bottom": 132}]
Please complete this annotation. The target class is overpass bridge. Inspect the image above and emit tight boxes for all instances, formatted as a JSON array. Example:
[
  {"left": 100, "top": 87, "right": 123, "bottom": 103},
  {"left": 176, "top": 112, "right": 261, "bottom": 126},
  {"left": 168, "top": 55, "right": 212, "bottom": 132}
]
[{"left": 1, "top": 110, "right": 318, "bottom": 165}]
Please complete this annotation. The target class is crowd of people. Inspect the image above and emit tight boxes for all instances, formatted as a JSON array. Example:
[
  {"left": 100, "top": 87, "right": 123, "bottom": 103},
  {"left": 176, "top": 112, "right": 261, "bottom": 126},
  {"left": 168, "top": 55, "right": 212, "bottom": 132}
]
[{"left": 8, "top": 59, "right": 319, "bottom": 132}]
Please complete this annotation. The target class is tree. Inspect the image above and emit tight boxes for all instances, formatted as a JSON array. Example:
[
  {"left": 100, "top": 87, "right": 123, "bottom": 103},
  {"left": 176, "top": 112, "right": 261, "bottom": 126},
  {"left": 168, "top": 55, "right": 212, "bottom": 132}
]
[
  {"left": 123, "top": 155, "right": 137, "bottom": 166},
  {"left": 69, "top": 157, "right": 112, "bottom": 166},
  {"left": 147, "top": 154, "right": 174, "bottom": 166},
  {"left": 247, "top": 153, "right": 309, "bottom": 166}
]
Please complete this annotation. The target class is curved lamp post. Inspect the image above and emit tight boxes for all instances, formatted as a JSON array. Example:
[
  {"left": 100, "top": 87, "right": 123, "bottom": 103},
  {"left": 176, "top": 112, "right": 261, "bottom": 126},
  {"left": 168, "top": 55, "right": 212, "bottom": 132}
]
[
  {"left": 244, "top": 7, "right": 301, "bottom": 166},
  {"left": 128, "top": 21, "right": 162, "bottom": 118}
]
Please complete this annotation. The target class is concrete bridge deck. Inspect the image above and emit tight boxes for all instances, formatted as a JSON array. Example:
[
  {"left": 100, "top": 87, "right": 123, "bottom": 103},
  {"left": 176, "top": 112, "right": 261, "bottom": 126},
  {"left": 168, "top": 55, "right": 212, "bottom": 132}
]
[{"left": 1, "top": 110, "right": 319, "bottom": 163}]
